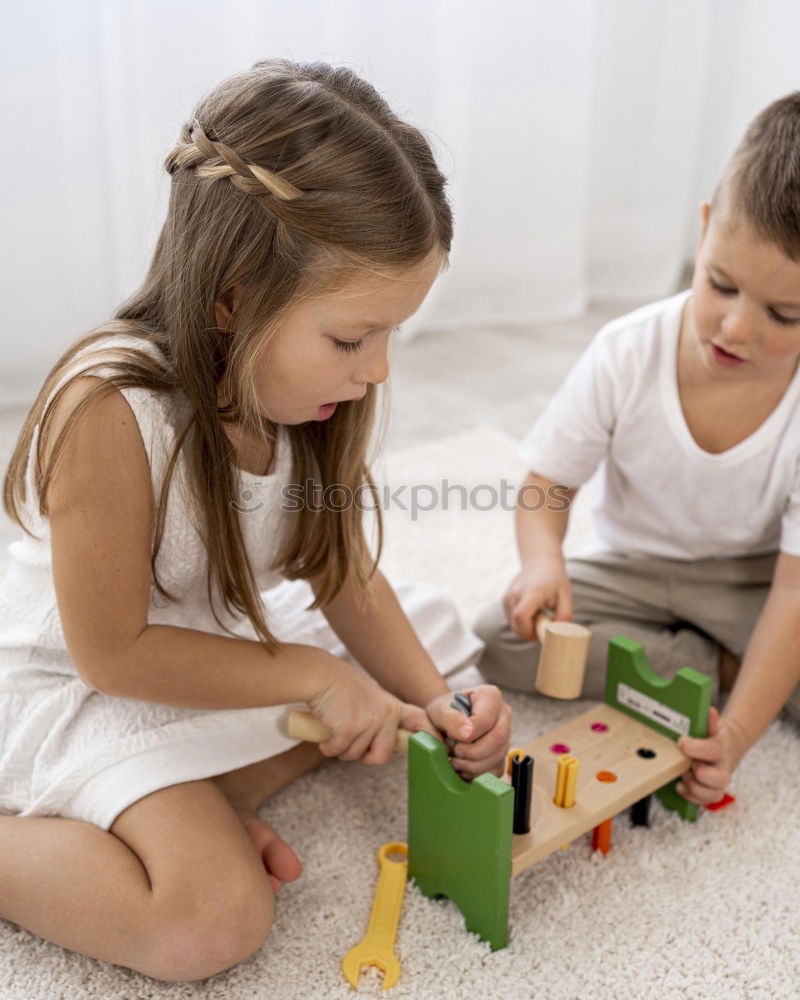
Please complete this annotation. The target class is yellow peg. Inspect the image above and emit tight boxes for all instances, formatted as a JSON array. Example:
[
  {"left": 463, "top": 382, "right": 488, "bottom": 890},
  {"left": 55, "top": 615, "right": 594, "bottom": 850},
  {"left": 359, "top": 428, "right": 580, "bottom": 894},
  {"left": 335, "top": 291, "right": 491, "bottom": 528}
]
[
  {"left": 506, "top": 748, "right": 527, "bottom": 776},
  {"left": 554, "top": 754, "right": 579, "bottom": 809}
]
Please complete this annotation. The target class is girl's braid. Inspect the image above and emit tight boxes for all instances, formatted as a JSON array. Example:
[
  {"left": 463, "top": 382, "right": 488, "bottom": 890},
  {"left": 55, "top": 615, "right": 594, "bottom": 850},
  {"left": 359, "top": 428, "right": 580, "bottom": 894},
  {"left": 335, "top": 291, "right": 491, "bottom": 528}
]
[{"left": 165, "top": 119, "right": 302, "bottom": 201}]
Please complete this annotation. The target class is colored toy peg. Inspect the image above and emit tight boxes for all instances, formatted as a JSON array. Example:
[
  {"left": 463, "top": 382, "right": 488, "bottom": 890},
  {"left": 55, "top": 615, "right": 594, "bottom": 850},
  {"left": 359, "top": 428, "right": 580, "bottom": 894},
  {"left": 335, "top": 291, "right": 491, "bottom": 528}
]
[
  {"left": 533, "top": 611, "right": 591, "bottom": 700},
  {"left": 706, "top": 792, "right": 736, "bottom": 812},
  {"left": 511, "top": 753, "right": 534, "bottom": 834},
  {"left": 450, "top": 692, "right": 473, "bottom": 716},
  {"left": 446, "top": 692, "right": 474, "bottom": 756},
  {"left": 341, "top": 842, "right": 408, "bottom": 990},
  {"left": 506, "top": 748, "right": 526, "bottom": 776},
  {"left": 553, "top": 754, "right": 579, "bottom": 808},
  {"left": 630, "top": 794, "right": 651, "bottom": 827},
  {"left": 286, "top": 710, "right": 411, "bottom": 753},
  {"left": 591, "top": 817, "right": 613, "bottom": 855}
]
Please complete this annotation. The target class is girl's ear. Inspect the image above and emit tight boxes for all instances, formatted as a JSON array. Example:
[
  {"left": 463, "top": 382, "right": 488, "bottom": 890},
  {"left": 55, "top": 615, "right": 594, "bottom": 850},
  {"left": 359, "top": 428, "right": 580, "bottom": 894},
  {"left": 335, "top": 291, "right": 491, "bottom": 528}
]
[{"left": 214, "top": 282, "right": 246, "bottom": 332}]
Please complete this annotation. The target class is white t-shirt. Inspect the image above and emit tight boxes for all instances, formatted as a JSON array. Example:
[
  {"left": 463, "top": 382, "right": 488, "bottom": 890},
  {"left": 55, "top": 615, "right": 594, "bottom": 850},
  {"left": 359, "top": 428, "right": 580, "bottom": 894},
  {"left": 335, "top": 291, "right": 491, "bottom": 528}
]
[{"left": 519, "top": 290, "right": 800, "bottom": 560}]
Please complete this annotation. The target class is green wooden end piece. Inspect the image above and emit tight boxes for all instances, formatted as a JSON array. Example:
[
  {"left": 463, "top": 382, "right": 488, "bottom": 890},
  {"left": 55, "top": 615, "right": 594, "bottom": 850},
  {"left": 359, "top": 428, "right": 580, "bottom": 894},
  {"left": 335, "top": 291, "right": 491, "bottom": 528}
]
[
  {"left": 603, "top": 635, "right": 712, "bottom": 821},
  {"left": 407, "top": 732, "right": 513, "bottom": 950}
]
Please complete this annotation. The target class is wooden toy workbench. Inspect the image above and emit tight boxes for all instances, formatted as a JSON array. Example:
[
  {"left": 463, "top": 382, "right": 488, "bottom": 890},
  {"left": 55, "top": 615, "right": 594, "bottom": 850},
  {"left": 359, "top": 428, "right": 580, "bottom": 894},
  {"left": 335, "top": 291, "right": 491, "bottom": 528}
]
[{"left": 407, "top": 636, "right": 713, "bottom": 950}]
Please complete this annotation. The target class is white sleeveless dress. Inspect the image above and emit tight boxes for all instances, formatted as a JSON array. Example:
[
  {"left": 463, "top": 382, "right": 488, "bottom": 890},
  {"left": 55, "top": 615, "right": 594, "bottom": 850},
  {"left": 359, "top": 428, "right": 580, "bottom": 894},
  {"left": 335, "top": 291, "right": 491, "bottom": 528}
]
[{"left": 0, "top": 335, "right": 481, "bottom": 829}]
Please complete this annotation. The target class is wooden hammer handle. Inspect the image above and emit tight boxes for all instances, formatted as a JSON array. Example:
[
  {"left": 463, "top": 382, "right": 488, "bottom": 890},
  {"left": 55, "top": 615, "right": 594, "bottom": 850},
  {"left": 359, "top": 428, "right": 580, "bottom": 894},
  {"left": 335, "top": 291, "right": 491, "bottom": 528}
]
[
  {"left": 287, "top": 709, "right": 412, "bottom": 753},
  {"left": 533, "top": 609, "right": 551, "bottom": 643}
]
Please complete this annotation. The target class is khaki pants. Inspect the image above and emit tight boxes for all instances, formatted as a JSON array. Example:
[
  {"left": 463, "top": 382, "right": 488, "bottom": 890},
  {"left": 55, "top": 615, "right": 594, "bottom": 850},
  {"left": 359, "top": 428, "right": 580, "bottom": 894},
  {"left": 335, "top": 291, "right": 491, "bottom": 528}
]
[{"left": 474, "top": 551, "right": 800, "bottom": 722}]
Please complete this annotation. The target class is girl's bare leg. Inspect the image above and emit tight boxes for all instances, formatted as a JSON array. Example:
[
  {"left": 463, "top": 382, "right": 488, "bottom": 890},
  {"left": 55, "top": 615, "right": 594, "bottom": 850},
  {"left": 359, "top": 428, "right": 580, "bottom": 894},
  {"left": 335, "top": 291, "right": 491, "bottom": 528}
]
[
  {"left": 213, "top": 740, "right": 326, "bottom": 812},
  {"left": 211, "top": 741, "right": 326, "bottom": 892},
  {"left": 0, "top": 780, "right": 276, "bottom": 982}
]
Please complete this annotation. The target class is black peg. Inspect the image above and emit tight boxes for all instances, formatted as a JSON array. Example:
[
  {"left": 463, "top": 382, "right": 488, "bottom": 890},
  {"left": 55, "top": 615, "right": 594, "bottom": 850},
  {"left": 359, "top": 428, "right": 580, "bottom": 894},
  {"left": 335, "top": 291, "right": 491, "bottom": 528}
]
[
  {"left": 511, "top": 753, "right": 534, "bottom": 834},
  {"left": 630, "top": 794, "right": 651, "bottom": 827},
  {"left": 450, "top": 692, "right": 473, "bottom": 716}
]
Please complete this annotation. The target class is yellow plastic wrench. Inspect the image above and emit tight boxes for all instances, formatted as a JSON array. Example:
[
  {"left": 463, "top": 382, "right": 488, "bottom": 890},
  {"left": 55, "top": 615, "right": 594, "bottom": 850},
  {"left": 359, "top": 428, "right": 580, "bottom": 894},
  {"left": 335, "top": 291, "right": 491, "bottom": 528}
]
[{"left": 341, "top": 842, "right": 408, "bottom": 990}]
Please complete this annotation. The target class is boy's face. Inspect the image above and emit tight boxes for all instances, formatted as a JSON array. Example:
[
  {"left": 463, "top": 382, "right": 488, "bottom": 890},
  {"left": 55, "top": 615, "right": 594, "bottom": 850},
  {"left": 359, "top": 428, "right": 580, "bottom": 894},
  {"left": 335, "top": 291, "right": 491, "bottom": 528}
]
[{"left": 689, "top": 202, "right": 800, "bottom": 381}]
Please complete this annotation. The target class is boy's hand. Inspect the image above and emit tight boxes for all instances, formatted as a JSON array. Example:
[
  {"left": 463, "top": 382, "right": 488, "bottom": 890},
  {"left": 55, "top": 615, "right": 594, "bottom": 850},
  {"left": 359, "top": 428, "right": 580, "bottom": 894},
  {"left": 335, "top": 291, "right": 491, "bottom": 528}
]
[
  {"left": 425, "top": 684, "right": 512, "bottom": 778},
  {"left": 503, "top": 557, "right": 573, "bottom": 641},
  {"left": 676, "top": 707, "right": 749, "bottom": 806}
]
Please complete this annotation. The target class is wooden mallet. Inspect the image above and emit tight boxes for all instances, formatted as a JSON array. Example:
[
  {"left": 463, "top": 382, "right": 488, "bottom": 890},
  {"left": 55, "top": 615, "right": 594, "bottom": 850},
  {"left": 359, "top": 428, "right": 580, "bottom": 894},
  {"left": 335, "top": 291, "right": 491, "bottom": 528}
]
[
  {"left": 286, "top": 693, "right": 474, "bottom": 755},
  {"left": 287, "top": 709, "right": 412, "bottom": 752},
  {"left": 533, "top": 610, "right": 591, "bottom": 699}
]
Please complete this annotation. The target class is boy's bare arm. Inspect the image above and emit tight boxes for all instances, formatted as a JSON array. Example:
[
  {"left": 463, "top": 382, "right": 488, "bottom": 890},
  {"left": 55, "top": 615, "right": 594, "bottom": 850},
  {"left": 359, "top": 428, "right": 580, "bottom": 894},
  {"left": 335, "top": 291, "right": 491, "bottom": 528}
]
[
  {"left": 45, "top": 379, "right": 331, "bottom": 708},
  {"left": 722, "top": 551, "right": 800, "bottom": 751},
  {"left": 678, "top": 551, "right": 800, "bottom": 804},
  {"left": 515, "top": 471, "right": 576, "bottom": 565},
  {"left": 505, "top": 471, "right": 577, "bottom": 638}
]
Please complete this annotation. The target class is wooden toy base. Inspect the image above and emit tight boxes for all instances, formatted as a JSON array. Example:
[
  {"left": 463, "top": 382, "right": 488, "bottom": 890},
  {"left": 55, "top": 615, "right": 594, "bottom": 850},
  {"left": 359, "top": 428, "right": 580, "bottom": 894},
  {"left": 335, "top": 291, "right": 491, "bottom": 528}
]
[{"left": 507, "top": 703, "right": 687, "bottom": 874}]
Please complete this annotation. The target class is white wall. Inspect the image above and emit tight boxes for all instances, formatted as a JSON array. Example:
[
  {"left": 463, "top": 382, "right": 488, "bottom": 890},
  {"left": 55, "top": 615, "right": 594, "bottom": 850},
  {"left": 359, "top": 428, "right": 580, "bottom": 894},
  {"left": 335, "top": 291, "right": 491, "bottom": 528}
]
[{"left": 2, "top": 0, "right": 799, "bottom": 405}]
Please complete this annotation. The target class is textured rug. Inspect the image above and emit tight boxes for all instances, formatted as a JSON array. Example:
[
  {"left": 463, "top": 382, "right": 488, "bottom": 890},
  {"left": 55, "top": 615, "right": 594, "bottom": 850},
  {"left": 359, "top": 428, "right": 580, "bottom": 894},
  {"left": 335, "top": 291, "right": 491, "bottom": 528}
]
[{"left": 1, "top": 425, "right": 799, "bottom": 999}]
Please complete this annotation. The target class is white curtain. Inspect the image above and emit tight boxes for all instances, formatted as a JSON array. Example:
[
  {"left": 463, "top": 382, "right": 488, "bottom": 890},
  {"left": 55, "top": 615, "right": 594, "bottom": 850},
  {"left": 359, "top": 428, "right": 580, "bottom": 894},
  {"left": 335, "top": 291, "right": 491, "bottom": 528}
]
[{"left": 2, "top": 0, "right": 800, "bottom": 404}]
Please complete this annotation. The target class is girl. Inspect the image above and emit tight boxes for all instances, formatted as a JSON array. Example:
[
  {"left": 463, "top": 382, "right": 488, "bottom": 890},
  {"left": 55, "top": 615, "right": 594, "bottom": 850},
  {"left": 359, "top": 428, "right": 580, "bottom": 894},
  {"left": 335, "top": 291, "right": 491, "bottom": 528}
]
[{"left": 0, "top": 59, "right": 511, "bottom": 982}]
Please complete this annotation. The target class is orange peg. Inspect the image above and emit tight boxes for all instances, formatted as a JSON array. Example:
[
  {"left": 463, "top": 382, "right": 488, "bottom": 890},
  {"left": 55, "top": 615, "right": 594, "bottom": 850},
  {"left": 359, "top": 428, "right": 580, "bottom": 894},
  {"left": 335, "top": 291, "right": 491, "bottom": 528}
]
[{"left": 591, "top": 817, "right": 613, "bottom": 855}]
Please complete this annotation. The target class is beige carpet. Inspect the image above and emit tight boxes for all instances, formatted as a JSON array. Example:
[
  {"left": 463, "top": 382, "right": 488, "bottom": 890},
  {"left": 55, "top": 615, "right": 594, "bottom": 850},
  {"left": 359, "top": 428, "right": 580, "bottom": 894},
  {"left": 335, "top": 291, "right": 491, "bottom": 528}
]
[{"left": 2, "top": 425, "right": 799, "bottom": 999}]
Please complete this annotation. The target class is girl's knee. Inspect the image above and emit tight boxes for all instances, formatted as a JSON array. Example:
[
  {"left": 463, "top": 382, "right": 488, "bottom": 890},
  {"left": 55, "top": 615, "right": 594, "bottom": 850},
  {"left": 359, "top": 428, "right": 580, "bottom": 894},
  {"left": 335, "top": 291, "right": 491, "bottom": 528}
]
[{"left": 142, "top": 878, "right": 274, "bottom": 982}]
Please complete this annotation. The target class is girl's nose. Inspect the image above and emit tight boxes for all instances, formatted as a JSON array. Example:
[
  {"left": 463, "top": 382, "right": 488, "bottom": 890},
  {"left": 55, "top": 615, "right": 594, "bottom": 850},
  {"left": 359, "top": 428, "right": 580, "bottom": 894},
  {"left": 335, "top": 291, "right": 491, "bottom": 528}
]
[{"left": 356, "top": 342, "right": 390, "bottom": 386}]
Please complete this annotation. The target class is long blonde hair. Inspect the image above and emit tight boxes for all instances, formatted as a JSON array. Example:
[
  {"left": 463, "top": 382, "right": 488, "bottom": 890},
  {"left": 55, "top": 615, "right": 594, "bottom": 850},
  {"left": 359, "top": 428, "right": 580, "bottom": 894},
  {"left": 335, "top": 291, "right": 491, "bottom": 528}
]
[{"left": 3, "top": 59, "right": 453, "bottom": 646}]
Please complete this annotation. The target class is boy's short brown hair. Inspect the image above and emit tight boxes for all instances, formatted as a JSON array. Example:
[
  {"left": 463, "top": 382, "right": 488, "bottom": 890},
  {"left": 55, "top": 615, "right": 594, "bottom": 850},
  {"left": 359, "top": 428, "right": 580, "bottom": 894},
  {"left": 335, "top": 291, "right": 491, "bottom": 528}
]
[{"left": 713, "top": 92, "right": 800, "bottom": 260}]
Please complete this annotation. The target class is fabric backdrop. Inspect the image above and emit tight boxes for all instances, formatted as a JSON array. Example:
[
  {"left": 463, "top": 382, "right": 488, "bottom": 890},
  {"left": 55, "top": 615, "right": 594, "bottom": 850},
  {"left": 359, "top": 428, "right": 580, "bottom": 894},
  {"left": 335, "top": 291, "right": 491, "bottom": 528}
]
[{"left": 2, "top": 0, "right": 800, "bottom": 403}]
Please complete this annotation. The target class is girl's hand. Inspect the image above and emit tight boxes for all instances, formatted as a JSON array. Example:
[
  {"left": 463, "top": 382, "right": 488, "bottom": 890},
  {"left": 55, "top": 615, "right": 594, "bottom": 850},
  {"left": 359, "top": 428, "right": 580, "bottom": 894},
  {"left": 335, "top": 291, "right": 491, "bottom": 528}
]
[
  {"left": 503, "top": 556, "right": 572, "bottom": 641},
  {"left": 676, "top": 707, "right": 750, "bottom": 806},
  {"left": 425, "top": 684, "right": 512, "bottom": 779},
  {"left": 306, "top": 655, "right": 439, "bottom": 765}
]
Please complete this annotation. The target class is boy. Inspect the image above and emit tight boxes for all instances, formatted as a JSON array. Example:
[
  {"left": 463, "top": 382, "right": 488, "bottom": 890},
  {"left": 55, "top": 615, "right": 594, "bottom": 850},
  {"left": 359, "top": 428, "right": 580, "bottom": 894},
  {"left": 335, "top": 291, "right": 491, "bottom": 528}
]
[{"left": 475, "top": 93, "right": 800, "bottom": 807}]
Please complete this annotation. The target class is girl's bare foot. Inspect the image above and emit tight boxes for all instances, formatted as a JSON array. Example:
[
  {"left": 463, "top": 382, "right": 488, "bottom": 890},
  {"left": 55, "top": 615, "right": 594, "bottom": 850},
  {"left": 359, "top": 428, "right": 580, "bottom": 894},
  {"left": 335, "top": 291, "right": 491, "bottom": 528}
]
[
  {"left": 227, "top": 798, "right": 302, "bottom": 894},
  {"left": 211, "top": 744, "right": 323, "bottom": 892}
]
